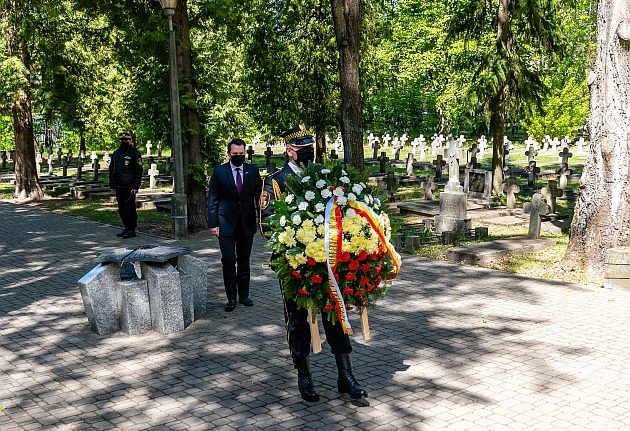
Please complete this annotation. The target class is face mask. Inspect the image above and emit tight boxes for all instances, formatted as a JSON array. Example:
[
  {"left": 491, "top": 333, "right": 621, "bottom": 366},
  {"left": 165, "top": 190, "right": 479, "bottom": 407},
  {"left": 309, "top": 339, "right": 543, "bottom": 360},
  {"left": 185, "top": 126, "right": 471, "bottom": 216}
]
[
  {"left": 231, "top": 155, "right": 245, "bottom": 167},
  {"left": 295, "top": 147, "right": 314, "bottom": 167}
]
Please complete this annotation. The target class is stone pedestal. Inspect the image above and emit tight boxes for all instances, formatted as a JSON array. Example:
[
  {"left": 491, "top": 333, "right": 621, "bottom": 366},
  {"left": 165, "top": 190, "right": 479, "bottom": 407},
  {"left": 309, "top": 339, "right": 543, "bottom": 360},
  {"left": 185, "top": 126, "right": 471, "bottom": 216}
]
[
  {"left": 605, "top": 247, "right": 630, "bottom": 290},
  {"left": 78, "top": 264, "right": 121, "bottom": 336},
  {"left": 434, "top": 181, "right": 467, "bottom": 234},
  {"left": 178, "top": 255, "right": 208, "bottom": 328},
  {"left": 142, "top": 263, "right": 185, "bottom": 335},
  {"left": 120, "top": 279, "right": 151, "bottom": 335}
]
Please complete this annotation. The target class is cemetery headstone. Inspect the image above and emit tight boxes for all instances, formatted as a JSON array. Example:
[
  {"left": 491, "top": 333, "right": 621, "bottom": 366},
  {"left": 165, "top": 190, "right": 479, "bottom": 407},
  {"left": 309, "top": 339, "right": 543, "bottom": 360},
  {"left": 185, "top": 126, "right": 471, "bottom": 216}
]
[
  {"left": 252, "top": 133, "right": 261, "bottom": 151},
  {"left": 502, "top": 177, "right": 521, "bottom": 209},
  {"left": 557, "top": 165, "right": 573, "bottom": 190},
  {"left": 77, "top": 157, "right": 83, "bottom": 180},
  {"left": 146, "top": 140, "right": 153, "bottom": 157},
  {"left": 577, "top": 137, "right": 586, "bottom": 155},
  {"left": 378, "top": 152, "right": 389, "bottom": 174},
  {"left": 330, "top": 149, "right": 338, "bottom": 160},
  {"left": 523, "top": 193, "right": 548, "bottom": 239},
  {"left": 551, "top": 137, "right": 559, "bottom": 153},
  {"left": 464, "top": 169, "right": 492, "bottom": 198},
  {"left": 421, "top": 177, "right": 437, "bottom": 200},
  {"left": 371, "top": 137, "right": 381, "bottom": 160},
  {"left": 527, "top": 161, "right": 541, "bottom": 187},
  {"left": 558, "top": 147, "right": 573, "bottom": 166},
  {"left": 157, "top": 141, "right": 163, "bottom": 157},
  {"left": 148, "top": 163, "right": 160, "bottom": 189},
  {"left": 35, "top": 153, "right": 42, "bottom": 175},
  {"left": 382, "top": 133, "right": 391, "bottom": 148},
  {"left": 102, "top": 152, "right": 111, "bottom": 169},
  {"left": 47, "top": 155, "right": 54, "bottom": 175},
  {"left": 91, "top": 151, "right": 99, "bottom": 169},
  {"left": 542, "top": 135, "right": 551, "bottom": 152},
  {"left": 92, "top": 158, "right": 100, "bottom": 181},
  {"left": 435, "top": 141, "right": 467, "bottom": 233},
  {"left": 477, "top": 135, "right": 488, "bottom": 159},
  {"left": 524, "top": 146, "right": 538, "bottom": 163},
  {"left": 432, "top": 155, "right": 446, "bottom": 179},
  {"left": 264, "top": 146, "right": 273, "bottom": 166},
  {"left": 467, "top": 143, "right": 480, "bottom": 169},
  {"left": 541, "top": 180, "right": 563, "bottom": 214},
  {"left": 57, "top": 147, "right": 63, "bottom": 164},
  {"left": 405, "top": 153, "right": 415, "bottom": 177},
  {"left": 61, "top": 156, "right": 69, "bottom": 177},
  {"left": 247, "top": 145, "right": 255, "bottom": 162}
]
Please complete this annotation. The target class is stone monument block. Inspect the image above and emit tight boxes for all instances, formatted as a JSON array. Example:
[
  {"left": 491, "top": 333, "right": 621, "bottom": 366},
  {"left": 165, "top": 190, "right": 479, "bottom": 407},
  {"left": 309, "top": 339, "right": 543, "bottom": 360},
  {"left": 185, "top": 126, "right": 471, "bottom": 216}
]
[
  {"left": 142, "top": 263, "right": 185, "bottom": 334},
  {"left": 78, "top": 263, "right": 121, "bottom": 336},
  {"left": 120, "top": 279, "right": 151, "bottom": 335},
  {"left": 434, "top": 187, "right": 467, "bottom": 233},
  {"left": 178, "top": 255, "right": 208, "bottom": 325},
  {"left": 604, "top": 247, "right": 630, "bottom": 290}
]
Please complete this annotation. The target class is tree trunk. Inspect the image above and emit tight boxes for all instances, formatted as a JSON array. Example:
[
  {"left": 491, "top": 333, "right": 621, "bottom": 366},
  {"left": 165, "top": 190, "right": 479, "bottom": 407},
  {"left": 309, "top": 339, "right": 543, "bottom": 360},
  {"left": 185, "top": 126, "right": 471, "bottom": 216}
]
[
  {"left": 437, "top": 105, "right": 449, "bottom": 136},
  {"left": 330, "top": 0, "right": 363, "bottom": 171},
  {"left": 314, "top": 0, "right": 327, "bottom": 164},
  {"left": 174, "top": 1, "right": 206, "bottom": 232},
  {"left": 566, "top": 0, "right": 630, "bottom": 276},
  {"left": 10, "top": 2, "right": 43, "bottom": 203}
]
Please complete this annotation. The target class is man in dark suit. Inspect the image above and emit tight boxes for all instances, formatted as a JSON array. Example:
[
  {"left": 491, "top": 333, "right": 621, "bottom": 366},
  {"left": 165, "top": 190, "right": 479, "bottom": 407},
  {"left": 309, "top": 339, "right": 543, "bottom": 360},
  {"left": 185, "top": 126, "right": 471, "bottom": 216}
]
[{"left": 208, "top": 138, "right": 262, "bottom": 311}]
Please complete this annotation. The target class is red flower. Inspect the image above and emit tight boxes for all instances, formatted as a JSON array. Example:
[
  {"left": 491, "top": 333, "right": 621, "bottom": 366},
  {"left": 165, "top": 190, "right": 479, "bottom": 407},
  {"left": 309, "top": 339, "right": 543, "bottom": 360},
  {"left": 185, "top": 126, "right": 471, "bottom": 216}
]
[
  {"left": 311, "top": 274, "right": 323, "bottom": 284},
  {"left": 330, "top": 185, "right": 336, "bottom": 190},
  {"left": 361, "top": 298, "right": 367, "bottom": 305},
  {"left": 324, "top": 304, "right": 334, "bottom": 311},
  {"left": 340, "top": 251, "right": 351, "bottom": 262},
  {"left": 370, "top": 252, "right": 378, "bottom": 261},
  {"left": 334, "top": 273, "right": 340, "bottom": 282},
  {"left": 375, "top": 264, "right": 382, "bottom": 275},
  {"left": 367, "top": 284, "right": 376, "bottom": 292},
  {"left": 361, "top": 264, "right": 371, "bottom": 273},
  {"left": 347, "top": 306, "right": 354, "bottom": 311},
  {"left": 355, "top": 289, "right": 364, "bottom": 296},
  {"left": 291, "top": 270, "right": 302, "bottom": 279},
  {"left": 358, "top": 251, "right": 368, "bottom": 261},
  {"left": 349, "top": 260, "right": 360, "bottom": 271},
  {"left": 342, "top": 288, "right": 354, "bottom": 295},
  {"left": 307, "top": 257, "right": 317, "bottom": 266},
  {"left": 297, "top": 289, "right": 309, "bottom": 296},
  {"left": 345, "top": 273, "right": 356, "bottom": 281},
  {"left": 375, "top": 276, "right": 382, "bottom": 285},
  {"left": 360, "top": 277, "right": 370, "bottom": 287}
]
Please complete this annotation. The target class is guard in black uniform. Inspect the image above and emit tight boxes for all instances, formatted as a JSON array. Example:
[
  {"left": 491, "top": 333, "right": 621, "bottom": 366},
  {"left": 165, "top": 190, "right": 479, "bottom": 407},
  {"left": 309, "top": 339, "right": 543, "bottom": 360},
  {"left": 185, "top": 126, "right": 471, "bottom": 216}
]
[
  {"left": 260, "top": 125, "right": 368, "bottom": 402},
  {"left": 109, "top": 131, "right": 143, "bottom": 239}
]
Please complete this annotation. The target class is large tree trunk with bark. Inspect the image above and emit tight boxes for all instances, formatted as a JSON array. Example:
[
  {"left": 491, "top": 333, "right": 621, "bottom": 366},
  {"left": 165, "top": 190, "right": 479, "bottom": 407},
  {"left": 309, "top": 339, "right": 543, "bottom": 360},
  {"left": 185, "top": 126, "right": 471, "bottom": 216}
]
[
  {"left": 10, "top": 2, "right": 43, "bottom": 203},
  {"left": 330, "top": 0, "right": 364, "bottom": 171},
  {"left": 174, "top": 1, "right": 206, "bottom": 232},
  {"left": 566, "top": 0, "right": 630, "bottom": 276}
]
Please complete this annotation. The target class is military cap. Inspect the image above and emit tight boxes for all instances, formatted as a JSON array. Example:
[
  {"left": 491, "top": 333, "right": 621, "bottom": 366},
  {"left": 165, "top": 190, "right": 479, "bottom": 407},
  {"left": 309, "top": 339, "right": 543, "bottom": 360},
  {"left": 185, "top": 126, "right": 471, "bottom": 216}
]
[{"left": 281, "top": 124, "right": 314, "bottom": 147}]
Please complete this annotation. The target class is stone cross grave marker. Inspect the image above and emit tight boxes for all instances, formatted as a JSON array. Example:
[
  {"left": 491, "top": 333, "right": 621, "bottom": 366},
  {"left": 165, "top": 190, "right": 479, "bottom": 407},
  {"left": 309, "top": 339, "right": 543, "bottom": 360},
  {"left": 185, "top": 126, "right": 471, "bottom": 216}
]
[
  {"left": 252, "top": 133, "right": 261, "bottom": 151},
  {"left": 558, "top": 147, "right": 573, "bottom": 166},
  {"left": 418, "top": 136, "right": 427, "bottom": 161},
  {"left": 102, "top": 152, "right": 111, "bottom": 169},
  {"left": 378, "top": 151, "right": 389, "bottom": 174},
  {"left": 91, "top": 151, "right": 99, "bottom": 169},
  {"left": 557, "top": 165, "right": 573, "bottom": 190},
  {"left": 560, "top": 136, "right": 571, "bottom": 150},
  {"left": 447, "top": 139, "right": 460, "bottom": 185},
  {"left": 157, "top": 141, "right": 163, "bottom": 157},
  {"left": 421, "top": 176, "right": 437, "bottom": 200},
  {"left": 386, "top": 171, "right": 396, "bottom": 197},
  {"left": 57, "top": 147, "right": 63, "bottom": 164},
  {"left": 525, "top": 147, "right": 538, "bottom": 163},
  {"left": 577, "top": 137, "right": 585, "bottom": 155},
  {"left": 400, "top": 133, "right": 408, "bottom": 147},
  {"left": 264, "top": 146, "right": 273, "bottom": 166},
  {"left": 146, "top": 140, "right": 152, "bottom": 157},
  {"left": 432, "top": 155, "right": 446, "bottom": 179},
  {"left": 523, "top": 193, "right": 548, "bottom": 239},
  {"left": 1, "top": 151, "right": 6, "bottom": 169},
  {"left": 148, "top": 163, "right": 160, "bottom": 189},
  {"left": 477, "top": 135, "right": 488, "bottom": 159},
  {"left": 524, "top": 136, "right": 537, "bottom": 151},
  {"left": 35, "top": 153, "right": 42, "bottom": 175},
  {"left": 392, "top": 136, "right": 402, "bottom": 160},
  {"left": 382, "top": 133, "right": 391, "bottom": 148},
  {"left": 247, "top": 145, "right": 255, "bottom": 162},
  {"left": 47, "top": 155, "right": 54, "bottom": 175},
  {"left": 61, "top": 156, "right": 69, "bottom": 176},
  {"left": 406, "top": 153, "right": 415, "bottom": 177},
  {"left": 76, "top": 156, "right": 83, "bottom": 179},
  {"left": 467, "top": 143, "right": 480, "bottom": 169},
  {"left": 527, "top": 161, "right": 540, "bottom": 187},
  {"left": 92, "top": 157, "right": 100, "bottom": 181},
  {"left": 503, "top": 177, "right": 521, "bottom": 209},
  {"left": 541, "top": 179, "right": 563, "bottom": 213},
  {"left": 551, "top": 137, "right": 559, "bottom": 153},
  {"left": 67, "top": 149, "right": 73, "bottom": 163},
  {"left": 371, "top": 136, "right": 381, "bottom": 159},
  {"left": 542, "top": 135, "right": 551, "bottom": 152}
]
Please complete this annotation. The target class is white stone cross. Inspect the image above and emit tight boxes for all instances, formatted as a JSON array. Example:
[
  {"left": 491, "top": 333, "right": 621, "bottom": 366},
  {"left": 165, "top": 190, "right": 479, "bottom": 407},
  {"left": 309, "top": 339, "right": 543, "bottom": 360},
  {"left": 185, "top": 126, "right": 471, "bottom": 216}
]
[
  {"left": 540, "top": 180, "right": 563, "bottom": 214},
  {"left": 382, "top": 133, "right": 391, "bottom": 148},
  {"left": 524, "top": 147, "right": 537, "bottom": 163},
  {"left": 102, "top": 152, "right": 111, "bottom": 168},
  {"left": 148, "top": 163, "right": 160, "bottom": 189},
  {"left": 447, "top": 139, "right": 460, "bottom": 184},
  {"left": 145, "top": 140, "right": 153, "bottom": 157},
  {"left": 558, "top": 147, "right": 573, "bottom": 165},
  {"left": 421, "top": 176, "right": 437, "bottom": 200},
  {"left": 502, "top": 177, "right": 521, "bottom": 209},
  {"left": 47, "top": 154, "right": 54, "bottom": 175},
  {"left": 551, "top": 137, "right": 559, "bottom": 153},
  {"left": 400, "top": 133, "right": 408, "bottom": 146},
  {"left": 524, "top": 136, "right": 537, "bottom": 151},
  {"left": 523, "top": 193, "right": 549, "bottom": 239},
  {"left": 91, "top": 151, "right": 99, "bottom": 167},
  {"left": 35, "top": 153, "right": 42, "bottom": 175}
]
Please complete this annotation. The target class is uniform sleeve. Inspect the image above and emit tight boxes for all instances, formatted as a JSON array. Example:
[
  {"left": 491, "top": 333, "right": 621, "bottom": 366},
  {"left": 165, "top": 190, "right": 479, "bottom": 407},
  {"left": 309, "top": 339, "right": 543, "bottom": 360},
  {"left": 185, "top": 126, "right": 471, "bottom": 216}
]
[{"left": 132, "top": 151, "right": 143, "bottom": 190}]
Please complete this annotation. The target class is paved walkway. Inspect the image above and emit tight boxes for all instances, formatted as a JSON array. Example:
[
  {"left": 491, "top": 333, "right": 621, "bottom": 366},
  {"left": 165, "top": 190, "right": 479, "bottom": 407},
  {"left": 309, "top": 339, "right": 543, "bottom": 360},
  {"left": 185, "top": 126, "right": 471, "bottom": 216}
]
[{"left": 1, "top": 200, "right": 630, "bottom": 430}]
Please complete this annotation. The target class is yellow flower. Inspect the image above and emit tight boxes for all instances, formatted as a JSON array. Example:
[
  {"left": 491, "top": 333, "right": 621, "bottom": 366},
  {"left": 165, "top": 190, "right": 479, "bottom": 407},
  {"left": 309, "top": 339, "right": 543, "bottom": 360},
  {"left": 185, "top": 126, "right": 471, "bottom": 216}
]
[
  {"left": 287, "top": 253, "right": 307, "bottom": 268},
  {"left": 296, "top": 223, "right": 318, "bottom": 245},
  {"left": 305, "top": 239, "right": 327, "bottom": 263},
  {"left": 278, "top": 226, "right": 297, "bottom": 247}
]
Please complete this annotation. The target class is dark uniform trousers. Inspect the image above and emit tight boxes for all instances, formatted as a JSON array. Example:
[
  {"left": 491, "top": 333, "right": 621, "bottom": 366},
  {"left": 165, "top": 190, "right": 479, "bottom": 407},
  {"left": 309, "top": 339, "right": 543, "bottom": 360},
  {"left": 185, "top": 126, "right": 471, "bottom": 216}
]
[
  {"left": 115, "top": 188, "right": 137, "bottom": 231},
  {"left": 264, "top": 164, "right": 352, "bottom": 360}
]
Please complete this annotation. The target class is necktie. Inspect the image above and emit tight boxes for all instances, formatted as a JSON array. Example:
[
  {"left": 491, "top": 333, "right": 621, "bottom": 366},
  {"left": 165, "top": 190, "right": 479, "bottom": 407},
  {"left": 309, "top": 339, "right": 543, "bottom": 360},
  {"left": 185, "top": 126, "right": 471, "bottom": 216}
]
[{"left": 235, "top": 167, "right": 242, "bottom": 194}]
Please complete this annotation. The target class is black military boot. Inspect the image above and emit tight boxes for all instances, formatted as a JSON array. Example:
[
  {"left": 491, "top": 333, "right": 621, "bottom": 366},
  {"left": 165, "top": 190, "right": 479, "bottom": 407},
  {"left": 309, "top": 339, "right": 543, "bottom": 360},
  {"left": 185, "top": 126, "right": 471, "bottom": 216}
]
[
  {"left": 335, "top": 353, "right": 368, "bottom": 399},
  {"left": 294, "top": 358, "right": 320, "bottom": 402}
]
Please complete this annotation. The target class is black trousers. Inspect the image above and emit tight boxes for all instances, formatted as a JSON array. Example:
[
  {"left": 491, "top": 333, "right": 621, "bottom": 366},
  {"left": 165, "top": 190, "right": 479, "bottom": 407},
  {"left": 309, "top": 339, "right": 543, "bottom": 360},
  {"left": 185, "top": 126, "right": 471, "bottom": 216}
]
[
  {"left": 281, "top": 282, "right": 352, "bottom": 360},
  {"left": 115, "top": 188, "right": 137, "bottom": 230},
  {"left": 218, "top": 224, "right": 254, "bottom": 301}
]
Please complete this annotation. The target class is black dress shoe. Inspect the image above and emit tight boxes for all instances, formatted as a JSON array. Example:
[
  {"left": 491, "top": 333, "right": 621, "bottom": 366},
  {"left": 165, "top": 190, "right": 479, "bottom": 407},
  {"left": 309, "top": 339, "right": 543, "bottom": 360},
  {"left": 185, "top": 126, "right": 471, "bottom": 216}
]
[
  {"left": 239, "top": 298, "right": 254, "bottom": 306},
  {"left": 122, "top": 230, "right": 136, "bottom": 239},
  {"left": 116, "top": 229, "right": 128, "bottom": 237},
  {"left": 224, "top": 300, "right": 237, "bottom": 312}
]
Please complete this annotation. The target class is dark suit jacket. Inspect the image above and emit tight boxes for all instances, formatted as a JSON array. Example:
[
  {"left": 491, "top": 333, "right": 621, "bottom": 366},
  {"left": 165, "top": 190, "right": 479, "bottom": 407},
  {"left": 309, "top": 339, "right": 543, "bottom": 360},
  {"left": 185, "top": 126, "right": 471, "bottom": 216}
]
[{"left": 207, "top": 162, "right": 262, "bottom": 237}]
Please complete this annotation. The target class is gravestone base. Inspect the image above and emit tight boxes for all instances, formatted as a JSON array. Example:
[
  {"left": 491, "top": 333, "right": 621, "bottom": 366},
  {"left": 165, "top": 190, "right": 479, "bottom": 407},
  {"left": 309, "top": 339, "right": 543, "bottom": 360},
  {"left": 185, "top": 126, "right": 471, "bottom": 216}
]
[
  {"left": 78, "top": 247, "right": 207, "bottom": 337},
  {"left": 434, "top": 187, "right": 467, "bottom": 234},
  {"left": 604, "top": 247, "right": 630, "bottom": 290}
]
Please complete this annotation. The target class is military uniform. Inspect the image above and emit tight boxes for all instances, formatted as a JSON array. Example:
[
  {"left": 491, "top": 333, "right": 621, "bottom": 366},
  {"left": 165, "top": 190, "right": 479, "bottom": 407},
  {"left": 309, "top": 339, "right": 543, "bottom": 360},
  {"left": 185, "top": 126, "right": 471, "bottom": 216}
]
[
  {"left": 259, "top": 124, "right": 367, "bottom": 402},
  {"left": 109, "top": 133, "right": 142, "bottom": 236}
]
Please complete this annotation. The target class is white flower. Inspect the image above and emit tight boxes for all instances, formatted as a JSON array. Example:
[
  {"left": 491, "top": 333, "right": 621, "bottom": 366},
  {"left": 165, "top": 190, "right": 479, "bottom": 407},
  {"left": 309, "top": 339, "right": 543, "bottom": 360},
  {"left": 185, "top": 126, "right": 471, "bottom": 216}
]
[
  {"left": 339, "top": 176, "right": 350, "bottom": 184},
  {"left": 316, "top": 179, "right": 326, "bottom": 188},
  {"left": 373, "top": 197, "right": 381, "bottom": 209},
  {"left": 347, "top": 193, "right": 357, "bottom": 201},
  {"left": 360, "top": 182, "right": 366, "bottom": 189},
  {"left": 321, "top": 168, "right": 331, "bottom": 174},
  {"left": 363, "top": 195, "right": 370, "bottom": 205},
  {"left": 285, "top": 194, "right": 294, "bottom": 204},
  {"left": 315, "top": 202, "right": 325, "bottom": 212},
  {"left": 333, "top": 187, "right": 344, "bottom": 197},
  {"left": 321, "top": 189, "right": 332, "bottom": 199},
  {"left": 337, "top": 196, "right": 348, "bottom": 205},
  {"left": 305, "top": 191, "right": 316, "bottom": 201},
  {"left": 301, "top": 176, "right": 311, "bottom": 183},
  {"left": 298, "top": 202, "right": 308, "bottom": 211},
  {"left": 342, "top": 170, "right": 347, "bottom": 176},
  {"left": 280, "top": 215, "right": 286, "bottom": 227},
  {"left": 352, "top": 184, "right": 363, "bottom": 195},
  {"left": 292, "top": 213, "right": 302, "bottom": 225},
  {"left": 346, "top": 208, "right": 357, "bottom": 218},
  {"left": 314, "top": 215, "right": 324, "bottom": 225}
]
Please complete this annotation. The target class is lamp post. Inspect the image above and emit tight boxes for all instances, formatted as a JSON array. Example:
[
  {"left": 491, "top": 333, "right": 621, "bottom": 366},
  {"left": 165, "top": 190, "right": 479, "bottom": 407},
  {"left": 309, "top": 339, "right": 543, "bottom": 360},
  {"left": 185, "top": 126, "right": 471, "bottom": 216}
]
[{"left": 159, "top": 0, "right": 188, "bottom": 239}]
